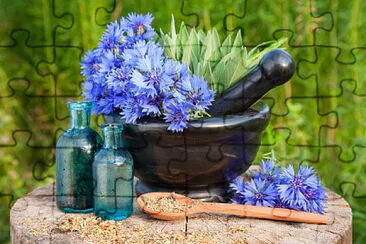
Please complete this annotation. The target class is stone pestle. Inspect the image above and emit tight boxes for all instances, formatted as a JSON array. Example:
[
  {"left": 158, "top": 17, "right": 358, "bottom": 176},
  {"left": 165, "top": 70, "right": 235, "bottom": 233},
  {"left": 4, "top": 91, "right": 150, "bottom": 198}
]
[{"left": 207, "top": 49, "right": 295, "bottom": 117}]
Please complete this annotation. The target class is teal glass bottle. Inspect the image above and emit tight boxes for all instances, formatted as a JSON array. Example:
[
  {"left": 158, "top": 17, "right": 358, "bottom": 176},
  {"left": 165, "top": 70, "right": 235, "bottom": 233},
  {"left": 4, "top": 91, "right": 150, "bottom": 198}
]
[
  {"left": 56, "top": 101, "right": 102, "bottom": 213},
  {"left": 93, "top": 123, "right": 134, "bottom": 220}
]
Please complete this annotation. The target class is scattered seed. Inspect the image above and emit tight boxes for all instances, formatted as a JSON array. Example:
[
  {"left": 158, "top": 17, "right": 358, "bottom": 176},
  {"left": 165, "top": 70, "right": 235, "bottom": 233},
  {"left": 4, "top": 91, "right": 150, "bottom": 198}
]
[{"left": 19, "top": 213, "right": 250, "bottom": 243}]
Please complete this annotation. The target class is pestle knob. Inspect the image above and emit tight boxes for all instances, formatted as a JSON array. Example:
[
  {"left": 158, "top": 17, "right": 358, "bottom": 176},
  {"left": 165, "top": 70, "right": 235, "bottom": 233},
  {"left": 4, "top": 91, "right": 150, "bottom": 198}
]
[
  {"left": 207, "top": 49, "right": 295, "bottom": 117},
  {"left": 260, "top": 49, "right": 295, "bottom": 86}
]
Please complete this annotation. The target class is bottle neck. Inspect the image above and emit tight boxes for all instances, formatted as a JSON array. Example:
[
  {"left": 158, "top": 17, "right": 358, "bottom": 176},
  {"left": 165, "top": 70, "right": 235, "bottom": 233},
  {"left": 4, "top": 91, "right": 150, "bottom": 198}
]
[
  {"left": 103, "top": 129, "right": 123, "bottom": 149},
  {"left": 70, "top": 108, "right": 91, "bottom": 129}
]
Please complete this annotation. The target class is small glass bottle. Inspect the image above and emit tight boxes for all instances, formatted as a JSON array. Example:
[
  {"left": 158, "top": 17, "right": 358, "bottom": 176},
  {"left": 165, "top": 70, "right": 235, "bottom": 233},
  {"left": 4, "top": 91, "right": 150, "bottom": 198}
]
[
  {"left": 56, "top": 101, "right": 102, "bottom": 213},
  {"left": 93, "top": 123, "right": 134, "bottom": 220}
]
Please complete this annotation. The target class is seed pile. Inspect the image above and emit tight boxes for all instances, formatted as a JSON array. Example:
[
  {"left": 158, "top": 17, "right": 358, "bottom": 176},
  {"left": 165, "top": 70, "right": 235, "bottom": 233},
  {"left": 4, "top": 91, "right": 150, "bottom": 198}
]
[
  {"left": 19, "top": 214, "right": 249, "bottom": 243},
  {"left": 142, "top": 194, "right": 197, "bottom": 213}
]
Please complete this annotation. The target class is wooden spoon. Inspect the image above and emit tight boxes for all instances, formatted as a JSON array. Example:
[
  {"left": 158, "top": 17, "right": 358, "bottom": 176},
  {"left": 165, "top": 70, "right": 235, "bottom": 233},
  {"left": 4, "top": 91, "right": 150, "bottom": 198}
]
[{"left": 136, "top": 192, "right": 328, "bottom": 224}]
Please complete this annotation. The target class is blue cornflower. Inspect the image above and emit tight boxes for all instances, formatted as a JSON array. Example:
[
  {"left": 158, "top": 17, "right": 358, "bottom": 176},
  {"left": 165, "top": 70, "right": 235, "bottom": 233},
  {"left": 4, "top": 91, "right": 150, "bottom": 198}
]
[
  {"left": 96, "top": 92, "right": 120, "bottom": 115},
  {"left": 141, "top": 94, "right": 164, "bottom": 117},
  {"left": 98, "top": 21, "right": 124, "bottom": 54},
  {"left": 98, "top": 51, "right": 122, "bottom": 79},
  {"left": 179, "top": 75, "right": 215, "bottom": 110},
  {"left": 230, "top": 177, "right": 245, "bottom": 192},
  {"left": 163, "top": 59, "right": 190, "bottom": 96},
  {"left": 163, "top": 102, "right": 190, "bottom": 132},
  {"left": 105, "top": 66, "right": 132, "bottom": 92},
  {"left": 229, "top": 176, "right": 246, "bottom": 204},
  {"left": 253, "top": 159, "right": 281, "bottom": 184},
  {"left": 82, "top": 79, "right": 105, "bottom": 108},
  {"left": 302, "top": 180, "right": 326, "bottom": 214},
  {"left": 130, "top": 43, "right": 166, "bottom": 97},
  {"left": 117, "top": 94, "right": 144, "bottom": 124},
  {"left": 125, "top": 12, "right": 155, "bottom": 40},
  {"left": 122, "top": 40, "right": 150, "bottom": 67},
  {"left": 81, "top": 50, "right": 101, "bottom": 77},
  {"left": 277, "top": 165, "right": 326, "bottom": 214},
  {"left": 243, "top": 178, "right": 278, "bottom": 207}
]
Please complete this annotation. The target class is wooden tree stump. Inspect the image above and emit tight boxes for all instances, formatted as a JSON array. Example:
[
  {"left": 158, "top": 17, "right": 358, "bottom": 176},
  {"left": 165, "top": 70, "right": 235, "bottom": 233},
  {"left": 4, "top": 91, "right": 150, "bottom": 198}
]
[{"left": 10, "top": 167, "right": 352, "bottom": 244}]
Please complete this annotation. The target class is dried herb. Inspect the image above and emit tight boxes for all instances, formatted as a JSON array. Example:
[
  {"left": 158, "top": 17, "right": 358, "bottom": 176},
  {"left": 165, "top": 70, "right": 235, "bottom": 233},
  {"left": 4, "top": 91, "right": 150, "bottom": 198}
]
[{"left": 142, "top": 193, "right": 196, "bottom": 213}]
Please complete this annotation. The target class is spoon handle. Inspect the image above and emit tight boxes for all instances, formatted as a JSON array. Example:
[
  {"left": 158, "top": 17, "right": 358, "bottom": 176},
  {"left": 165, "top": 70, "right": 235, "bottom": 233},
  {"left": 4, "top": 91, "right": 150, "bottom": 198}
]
[{"left": 197, "top": 202, "right": 327, "bottom": 224}]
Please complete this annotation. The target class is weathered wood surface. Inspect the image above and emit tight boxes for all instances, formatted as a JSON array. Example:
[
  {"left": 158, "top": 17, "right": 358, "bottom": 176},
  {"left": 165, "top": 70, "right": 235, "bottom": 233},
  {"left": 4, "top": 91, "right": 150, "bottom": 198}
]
[{"left": 10, "top": 168, "right": 352, "bottom": 244}]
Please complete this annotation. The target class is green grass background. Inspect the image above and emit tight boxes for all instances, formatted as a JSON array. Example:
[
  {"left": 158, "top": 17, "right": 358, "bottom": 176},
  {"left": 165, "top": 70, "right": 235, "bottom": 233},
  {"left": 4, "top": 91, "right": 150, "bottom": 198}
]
[{"left": 0, "top": 0, "right": 365, "bottom": 243}]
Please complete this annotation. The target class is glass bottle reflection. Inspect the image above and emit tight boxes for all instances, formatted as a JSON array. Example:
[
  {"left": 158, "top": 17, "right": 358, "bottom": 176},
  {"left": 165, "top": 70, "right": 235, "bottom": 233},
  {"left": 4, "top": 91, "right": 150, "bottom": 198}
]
[
  {"left": 56, "top": 101, "right": 102, "bottom": 212},
  {"left": 93, "top": 123, "right": 134, "bottom": 220}
]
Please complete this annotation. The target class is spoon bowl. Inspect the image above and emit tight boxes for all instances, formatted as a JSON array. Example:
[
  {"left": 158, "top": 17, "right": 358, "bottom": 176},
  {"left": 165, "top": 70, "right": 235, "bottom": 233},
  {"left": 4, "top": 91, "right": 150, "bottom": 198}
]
[
  {"left": 137, "top": 192, "right": 328, "bottom": 224},
  {"left": 136, "top": 192, "right": 193, "bottom": 220}
]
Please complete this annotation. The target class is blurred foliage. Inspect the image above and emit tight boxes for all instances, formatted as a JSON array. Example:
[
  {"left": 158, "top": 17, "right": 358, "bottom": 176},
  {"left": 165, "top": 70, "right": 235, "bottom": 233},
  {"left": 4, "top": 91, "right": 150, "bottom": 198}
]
[{"left": 0, "top": 0, "right": 365, "bottom": 243}]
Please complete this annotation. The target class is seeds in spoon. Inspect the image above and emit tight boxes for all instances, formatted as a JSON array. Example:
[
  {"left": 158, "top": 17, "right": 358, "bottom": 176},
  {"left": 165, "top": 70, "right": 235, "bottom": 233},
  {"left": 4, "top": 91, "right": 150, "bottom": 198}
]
[{"left": 142, "top": 193, "right": 197, "bottom": 213}]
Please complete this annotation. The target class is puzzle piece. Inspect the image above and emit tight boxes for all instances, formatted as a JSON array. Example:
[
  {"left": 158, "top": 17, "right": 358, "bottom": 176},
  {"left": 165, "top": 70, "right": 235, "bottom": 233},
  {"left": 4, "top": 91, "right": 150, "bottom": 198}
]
[
  {"left": 313, "top": 0, "right": 366, "bottom": 64},
  {"left": 318, "top": 80, "right": 366, "bottom": 162},
  {"left": 259, "top": 96, "right": 337, "bottom": 163},
  {"left": 0, "top": 31, "right": 56, "bottom": 96},
  {"left": 298, "top": 46, "right": 366, "bottom": 97},
  {"left": 224, "top": 0, "right": 332, "bottom": 47},
  {"left": 0, "top": 0, "right": 72, "bottom": 46}
]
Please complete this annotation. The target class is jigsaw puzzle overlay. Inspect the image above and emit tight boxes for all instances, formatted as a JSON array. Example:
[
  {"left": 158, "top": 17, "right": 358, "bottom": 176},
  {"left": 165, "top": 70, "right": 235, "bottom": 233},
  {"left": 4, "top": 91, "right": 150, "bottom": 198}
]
[{"left": 0, "top": 0, "right": 365, "bottom": 242}]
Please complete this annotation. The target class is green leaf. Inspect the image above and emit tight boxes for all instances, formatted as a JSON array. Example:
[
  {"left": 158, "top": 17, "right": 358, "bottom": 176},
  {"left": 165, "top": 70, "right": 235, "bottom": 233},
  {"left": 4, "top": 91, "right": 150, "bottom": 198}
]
[
  {"left": 212, "top": 60, "right": 226, "bottom": 94},
  {"left": 197, "top": 29, "right": 206, "bottom": 43},
  {"left": 211, "top": 28, "right": 221, "bottom": 51},
  {"left": 229, "top": 51, "right": 247, "bottom": 87},
  {"left": 197, "top": 29, "right": 207, "bottom": 56},
  {"left": 190, "top": 51, "right": 199, "bottom": 73},
  {"left": 182, "top": 28, "right": 200, "bottom": 65},
  {"left": 210, "top": 28, "right": 222, "bottom": 68},
  {"left": 163, "top": 35, "right": 174, "bottom": 60},
  {"left": 201, "top": 30, "right": 212, "bottom": 72},
  {"left": 220, "top": 34, "right": 232, "bottom": 56},
  {"left": 169, "top": 15, "right": 177, "bottom": 60},
  {"left": 178, "top": 22, "right": 189, "bottom": 47},
  {"left": 207, "top": 63, "right": 216, "bottom": 91},
  {"left": 190, "top": 28, "right": 200, "bottom": 61},
  {"left": 231, "top": 30, "right": 243, "bottom": 54}
]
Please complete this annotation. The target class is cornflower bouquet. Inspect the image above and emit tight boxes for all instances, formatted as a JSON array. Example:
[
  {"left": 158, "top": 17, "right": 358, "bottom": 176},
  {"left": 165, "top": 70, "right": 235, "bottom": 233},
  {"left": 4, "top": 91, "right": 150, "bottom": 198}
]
[
  {"left": 81, "top": 13, "right": 284, "bottom": 132},
  {"left": 230, "top": 159, "right": 326, "bottom": 214}
]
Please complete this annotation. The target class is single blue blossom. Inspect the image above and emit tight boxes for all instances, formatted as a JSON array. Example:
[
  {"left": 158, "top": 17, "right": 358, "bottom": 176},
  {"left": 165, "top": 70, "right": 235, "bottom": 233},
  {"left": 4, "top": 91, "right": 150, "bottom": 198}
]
[
  {"left": 163, "top": 59, "right": 190, "bottom": 97},
  {"left": 179, "top": 75, "right": 215, "bottom": 110},
  {"left": 141, "top": 94, "right": 164, "bottom": 117},
  {"left": 117, "top": 94, "right": 144, "bottom": 124},
  {"left": 302, "top": 180, "right": 326, "bottom": 214},
  {"left": 230, "top": 177, "right": 245, "bottom": 192},
  {"left": 243, "top": 178, "right": 278, "bottom": 207},
  {"left": 105, "top": 66, "right": 132, "bottom": 92},
  {"left": 122, "top": 40, "right": 151, "bottom": 67},
  {"left": 163, "top": 102, "right": 190, "bottom": 132},
  {"left": 277, "top": 164, "right": 326, "bottom": 214},
  {"left": 253, "top": 159, "right": 280, "bottom": 184},
  {"left": 81, "top": 50, "right": 101, "bottom": 77},
  {"left": 98, "top": 51, "right": 123, "bottom": 77},
  {"left": 125, "top": 12, "right": 155, "bottom": 40},
  {"left": 98, "top": 21, "right": 124, "bottom": 54},
  {"left": 96, "top": 92, "right": 119, "bottom": 115}
]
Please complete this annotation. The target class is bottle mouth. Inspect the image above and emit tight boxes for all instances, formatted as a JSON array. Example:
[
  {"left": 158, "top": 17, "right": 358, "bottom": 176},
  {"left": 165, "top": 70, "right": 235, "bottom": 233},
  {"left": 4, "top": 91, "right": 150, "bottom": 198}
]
[
  {"left": 101, "top": 123, "right": 124, "bottom": 131},
  {"left": 67, "top": 100, "right": 94, "bottom": 110}
]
